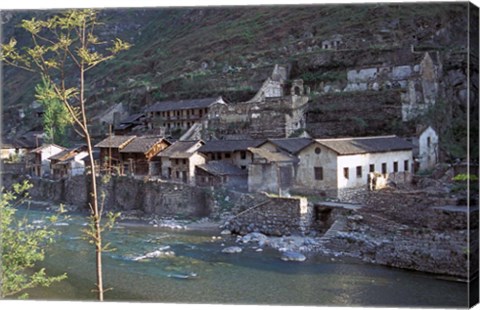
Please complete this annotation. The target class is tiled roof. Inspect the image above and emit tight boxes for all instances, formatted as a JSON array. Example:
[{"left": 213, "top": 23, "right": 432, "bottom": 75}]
[
  {"left": 248, "top": 147, "right": 294, "bottom": 163},
  {"left": 49, "top": 145, "right": 87, "bottom": 161},
  {"left": 263, "top": 138, "right": 313, "bottom": 154},
  {"left": 30, "top": 144, "right": 66, "bottom": 154},
  {"left": 120, "top": 136, "right": 167, "bottom": 154},
  {"left": 315, "top": 136, "right": 413, "bottom": 155},
  {"left": 197, "top": 161, "right": 246, "bottom": 176},
  {"left": 119, "top": 113, "right": 145, "bottom": 124},
  {"left": 199, "top": 139, "right": 265, "bottom": 153},
  {"left": 158, "top": 140, "right": 203, "bottom": 158},
  {"left": 94, "top": 135, "right": 136, "bottom": 148},
  {"left": 145, "top": 97, "right": 223, "bottom": 113}
]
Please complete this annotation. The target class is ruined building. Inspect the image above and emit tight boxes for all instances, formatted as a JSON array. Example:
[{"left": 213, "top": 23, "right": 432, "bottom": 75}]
[{"left": 206, "top": 65, "right": 310, "bottom": 140}]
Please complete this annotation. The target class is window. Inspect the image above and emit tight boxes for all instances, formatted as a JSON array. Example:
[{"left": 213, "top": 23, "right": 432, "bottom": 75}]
[
  {"left": 343, "top": 167, "right": 349, "bottom": 179},
  {"left": 240, "top": 151, "right": 246, "bottom": 160},
  {"left": 369, "top": 164, "right": 375, "bottom": 173},
  {"left": 175, "top": 159, "right": 179, "bottom": 165},
  {"left": 314, "top": 167, "right": 323, "bottom": 180},
  {"left": 241, "top": 165, "right": 246, "bottom": 170},
  {"left": 427, "top": 137, "right": 431, "bottom": 147},
  {"left": 176, "top": 171, "right": 180, "bottom": 178},
  {"left": 183, "top": 159, "right": 187, "bottom": 165},
  {"left": 404, "top": 160, "right": 409, "bottom": 171},
  {"left": 314, "top": 147, "right": 321, "bottom": 155},
  {"left": 356, "top": 166, "right": 362, "bottom": 178},
  {"left": 225, "top": 153, "right": 231, "bottom": 159},
  {"left": 393, "top": 161, "right": 398, "bottom": 173},
  {"left": 381, "top": 163, "right": 387, "bottom": 174}
]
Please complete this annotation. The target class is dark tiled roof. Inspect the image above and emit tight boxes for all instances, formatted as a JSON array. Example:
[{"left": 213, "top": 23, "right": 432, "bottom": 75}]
[
  {"left": 158, "top": 140, "right": 203, "bottom": 158},
  {"left": 197, "top": 161, "right": 246, "bottom": 176},
  {"left": 120, "top": 136, "right": 167, "bottom": 154},
  {"left": 316, "top": 136, "right": 413, "bottom": 155},
  {"left": 263, "top": 138, "right": 313, "bottom": 154},
  {"left": 199, "top": 139, "right": 265, "bottom": 153},
  {"left": 145, "top": 97, "right": 223, "bottom": 113},
  {"left": 248, "top": 147, "right": 294, "bottom": 163},
  {"left": 119, "top": 113, "right": 145, "bottom": 124},
  {"left": 94, "top": 135, "right": 136, "bottom": 148}
]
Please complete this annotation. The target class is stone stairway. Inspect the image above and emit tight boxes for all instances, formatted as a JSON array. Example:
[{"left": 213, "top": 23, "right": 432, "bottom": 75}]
[{"left": 317, "top": 217, "right": 347, "bottom": 244}]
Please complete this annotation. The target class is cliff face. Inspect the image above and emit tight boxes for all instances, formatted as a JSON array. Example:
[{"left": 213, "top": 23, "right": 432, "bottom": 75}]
[{"left": 1, "top": 3, "right": 477, "bottom": 158}]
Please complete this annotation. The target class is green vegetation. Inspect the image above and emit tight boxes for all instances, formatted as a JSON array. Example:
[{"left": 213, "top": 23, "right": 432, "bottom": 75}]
[
  {"left": 0, "top": 181, "right": 67, "bottom": 299},
  {"left": 35, "top": 78, "right": 74, "bottom": 146},
  {"left": 1, "top": 9, "right": 131, "bottom": 301}
]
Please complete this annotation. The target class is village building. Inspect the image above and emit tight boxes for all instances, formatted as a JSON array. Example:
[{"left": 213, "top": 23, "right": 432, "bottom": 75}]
[
  {"left": 119, "top": 136, "right": 171, "bottom": 176},
  {"left": 156, "top": 140, "right": 205, "bottom": 184},
  {"left": 1, "top": 139, "right": 30, "bottom": 161},
  {"left": 94, "top": 135, "right": 136, "bottom": 173},
  {"left": 26, "top": 144, "right": 66, "bottom": 177},
  {"left": 294, "top": 135, "right": 414, "bottom": 197},
  {"left": 406, "top": 125, "right": 439, "bottom": 172},
  {"left": 144, "top": 97, "right": 225, "bottom": 133},
  {"left": 247, "top": 147, "right": 297, "bottom": 194},
  {"left": 206, "top": 65, "right": 309, "bottom": 139},
  {"left": 257, "top": 137, "right": 313, "bottom": 156},
  {"left": 198, "top": 139, "right": 265, "bottom": 170},
  {"left": 195, "top": 161, "right": 248, "bottom": 190},
  {"left": 49, "top": 145, "right": 89, "bottom": 178},
  {"left": 113, "top": 113, "right": 146, "bottom": 135}
]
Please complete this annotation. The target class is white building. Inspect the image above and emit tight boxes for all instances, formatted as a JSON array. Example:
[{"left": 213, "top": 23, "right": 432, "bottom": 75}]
[
  {"left": 27, "top": 144, "right": 66, "bottom": 177},
  {"left": 294, "top": 135, "right": 414, "bottom": 197},
  {"left": 407, "top": 125, "right": 439, "bottom": 172}
]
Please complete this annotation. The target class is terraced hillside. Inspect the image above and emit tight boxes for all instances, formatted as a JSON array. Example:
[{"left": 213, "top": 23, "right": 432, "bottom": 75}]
[{"left": 1, "top": 3, "right": 477, "bottom": 159}]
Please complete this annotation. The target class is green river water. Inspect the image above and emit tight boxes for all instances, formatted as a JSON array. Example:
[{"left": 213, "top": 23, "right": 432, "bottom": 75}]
[{"left": 12, "top": 208, "right": 469, "bottom": 307}]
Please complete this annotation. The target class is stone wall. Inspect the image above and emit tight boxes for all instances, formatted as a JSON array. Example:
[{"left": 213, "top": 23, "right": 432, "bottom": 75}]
[
  {"left": 224, "top": 195, "right": 310, "bottom": 236},
  {"left": 1, "top": 173, "right": 211, "bottom": 218}
]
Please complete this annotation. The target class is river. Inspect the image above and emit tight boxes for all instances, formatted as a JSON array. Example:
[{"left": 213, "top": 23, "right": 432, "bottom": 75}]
[{"left": 14, "top": 208, "right": 468, "bottom": 307}]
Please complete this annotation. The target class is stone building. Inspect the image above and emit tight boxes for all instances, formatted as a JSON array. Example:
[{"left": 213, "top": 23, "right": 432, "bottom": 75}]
[
  {"left": 195, "top": 160, "right": 247, "bottom": 190},
  {"left": 198, "top": 139, "right": 265, "bottom": 170},
  {"left": 144, "top": 97, "right": 225, "bottom": 133},
  {"left": 257, "top": 137, "right": 313, "bottom": 156},
  {"left": 119, "top": 136, "right": 171, "bottom": 175},
  {"left": 206, "top": 65, "right": 309, "bottom": 139},
  {"left": 156, "top": 140, "right": 205, "bottom": 184},
  {"left": 94, "top": 135, "right": 136, "bottom": 173},
  {"left": 407, "top": 125, "right": 439, "bottom": 172},
  {"left": 294, "top": 135, "right": 414, "bottom": 197},
  {"left": 247, "top": 147, "right": 297, "bottom": 194}
]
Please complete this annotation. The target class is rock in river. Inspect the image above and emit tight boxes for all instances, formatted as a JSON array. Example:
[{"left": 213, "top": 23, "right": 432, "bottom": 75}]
[
  {"left": 222, "top": 246, "right": 243, "bottom": 254},
  {"left": 281, "top": 251, "right": 306, "bottom": 262}
]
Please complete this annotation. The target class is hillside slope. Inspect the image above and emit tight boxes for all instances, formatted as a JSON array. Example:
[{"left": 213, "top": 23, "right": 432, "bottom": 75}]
[{"left": 1, "top": 3, "right": 477, "bottom": 158}]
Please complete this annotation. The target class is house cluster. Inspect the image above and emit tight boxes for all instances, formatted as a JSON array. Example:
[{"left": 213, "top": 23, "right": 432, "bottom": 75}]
[
  {"left": 1, "top": 64, "right": 440, "bottom": 198},
  {"left": 3, "top": 128, "right": 437, "bottom": 198}
]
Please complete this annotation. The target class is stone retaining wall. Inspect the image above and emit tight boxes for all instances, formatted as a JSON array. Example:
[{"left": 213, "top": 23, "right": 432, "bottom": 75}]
[
  {"left": 224, "top": 195, "right": 310, "bottom": 236},
  {"left": 1, "top": 173, "right": 209, "bottom": 218}
]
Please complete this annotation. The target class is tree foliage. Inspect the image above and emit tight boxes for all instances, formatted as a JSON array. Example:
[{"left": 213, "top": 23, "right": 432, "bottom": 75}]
[
  {"left": 1, "top": 9, "right": 131, "bottom": 301},
  {"left": 35, "top": 77, "right": 74, "bottom": 145},
  {"left": 0, "top": 181, "right": 67, "bottom": 299}
]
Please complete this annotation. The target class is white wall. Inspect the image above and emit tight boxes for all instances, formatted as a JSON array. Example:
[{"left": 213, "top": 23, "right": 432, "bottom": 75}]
[
  {"left": 336, "top": 150, "right": 413, "bottom": 189},
  {"left": 418, "top": 126, "right": 439, "bottom": 170}
]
